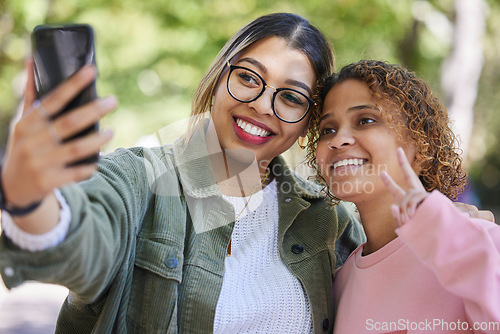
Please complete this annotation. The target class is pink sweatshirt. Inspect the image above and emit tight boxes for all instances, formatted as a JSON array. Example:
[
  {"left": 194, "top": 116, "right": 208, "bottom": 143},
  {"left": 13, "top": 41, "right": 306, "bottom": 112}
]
[{"left": 333, "top": 191, "right": 500, "bottom": 334}]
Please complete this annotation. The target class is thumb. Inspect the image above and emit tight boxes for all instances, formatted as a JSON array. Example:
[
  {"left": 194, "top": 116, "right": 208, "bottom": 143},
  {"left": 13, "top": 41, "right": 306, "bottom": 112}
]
[{"left": 20, "top": 58, "right": 37, "bottom": 118}]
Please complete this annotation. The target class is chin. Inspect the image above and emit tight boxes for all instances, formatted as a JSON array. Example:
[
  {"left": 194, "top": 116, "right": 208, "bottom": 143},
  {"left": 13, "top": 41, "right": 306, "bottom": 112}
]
[
  {"left": 332, "top": 192, "right": 361, "bottom": 203},
  {"left": 329, "top": 184, "right": 365, "bottom": 202},
  {"left": 223, "top": 147, "right": 258, "bottom": 166}
]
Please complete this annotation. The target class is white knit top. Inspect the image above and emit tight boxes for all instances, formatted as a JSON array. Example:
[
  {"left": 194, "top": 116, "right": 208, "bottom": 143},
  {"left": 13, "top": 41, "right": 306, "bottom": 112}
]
[{"left": 214, "top": 179, "right": 313, "bottom": 334}]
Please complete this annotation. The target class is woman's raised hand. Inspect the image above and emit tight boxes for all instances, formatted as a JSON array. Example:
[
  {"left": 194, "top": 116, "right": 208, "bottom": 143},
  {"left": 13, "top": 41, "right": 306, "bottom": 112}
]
[
  {"left": 1, "top": 59, "right": 116, "bottom": 209},
  {"left": 380, "top": 147, "right": 429, "bottom": 227}
]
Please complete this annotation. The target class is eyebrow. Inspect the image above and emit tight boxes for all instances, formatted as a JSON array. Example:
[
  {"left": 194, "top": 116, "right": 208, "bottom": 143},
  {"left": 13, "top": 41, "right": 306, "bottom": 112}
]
[
  {"left": 236, "top": 57, "right": 313, "bottom": 95},
  {"left": 319, "top": 104, "right": 380, "bottom": 122}
]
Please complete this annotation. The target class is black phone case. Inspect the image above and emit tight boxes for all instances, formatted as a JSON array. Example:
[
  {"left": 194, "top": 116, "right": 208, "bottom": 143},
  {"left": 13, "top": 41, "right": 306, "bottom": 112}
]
[{"left": 32, "top": 24, "right": 99, "bottom": 165}]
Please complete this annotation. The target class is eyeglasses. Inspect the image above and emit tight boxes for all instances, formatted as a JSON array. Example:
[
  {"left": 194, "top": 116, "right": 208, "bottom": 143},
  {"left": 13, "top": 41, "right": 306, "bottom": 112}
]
[{"left": 226, "top": 62, "right": 316, "bottom": 123}]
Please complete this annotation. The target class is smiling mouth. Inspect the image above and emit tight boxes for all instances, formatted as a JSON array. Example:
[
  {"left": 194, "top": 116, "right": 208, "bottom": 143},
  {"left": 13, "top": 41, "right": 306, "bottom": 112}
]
[
  {"left": 333, "top": 158, "right": 367, "bottom": 169},
  {"left": 235, "top": 118, "right": 272, "bottom": 137}
]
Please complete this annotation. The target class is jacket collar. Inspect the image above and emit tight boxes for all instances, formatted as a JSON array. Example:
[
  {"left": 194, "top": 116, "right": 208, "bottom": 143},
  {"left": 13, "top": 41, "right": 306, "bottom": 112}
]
[
  {"left": 271, "top": 155, "right": 324, "bottom": 200},
  {"left": 170, "top": 118, "right": 219, "bottom": 199}
]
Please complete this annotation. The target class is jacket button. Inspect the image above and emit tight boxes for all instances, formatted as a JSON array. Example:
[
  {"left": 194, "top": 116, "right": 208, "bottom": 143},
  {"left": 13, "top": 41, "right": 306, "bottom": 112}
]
[
  {"left": 291, "top": 244, "right": 304, "bottom": 254},
  {"left": 4, "top": 267, "right": 14, "bottom": 277},
  {"left": 322, "top": 318, "right": 329, "bottom": 330},
  {"left": 285, "top": 198, "right": 292, "bottom": 203},
  {"left": 165, "top": 257, "right": 178, "bottom": 269}
]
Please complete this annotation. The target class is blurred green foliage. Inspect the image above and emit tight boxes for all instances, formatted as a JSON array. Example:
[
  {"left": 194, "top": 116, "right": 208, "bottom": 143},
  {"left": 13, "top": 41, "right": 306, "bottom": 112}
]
[{"left": 0, "top": 0, "right": 499, "bottom": 209}]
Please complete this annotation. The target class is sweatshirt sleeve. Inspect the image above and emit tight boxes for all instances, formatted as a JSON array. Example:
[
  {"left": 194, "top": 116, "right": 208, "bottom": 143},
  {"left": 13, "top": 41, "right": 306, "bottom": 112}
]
[{"left": 396, "top": 190, "right": 500, "bottom": 325}]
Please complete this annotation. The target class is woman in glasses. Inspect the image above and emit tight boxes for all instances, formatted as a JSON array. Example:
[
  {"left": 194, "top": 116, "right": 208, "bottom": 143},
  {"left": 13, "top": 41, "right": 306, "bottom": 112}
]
[{"left": 0, "top": 13, "right": 364, "bottom": 333}]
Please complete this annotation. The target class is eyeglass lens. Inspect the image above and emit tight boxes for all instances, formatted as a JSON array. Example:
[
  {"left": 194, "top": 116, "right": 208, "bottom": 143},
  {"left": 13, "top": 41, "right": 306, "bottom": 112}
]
[{"left": 227, "top": 66, "right": 310, "bottom": 122}]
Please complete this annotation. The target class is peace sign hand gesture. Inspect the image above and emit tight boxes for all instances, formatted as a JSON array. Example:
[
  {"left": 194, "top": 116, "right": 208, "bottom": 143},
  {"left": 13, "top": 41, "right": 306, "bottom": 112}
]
[{"left": 380, "top": 147, "right": 430, "bottom": 227}]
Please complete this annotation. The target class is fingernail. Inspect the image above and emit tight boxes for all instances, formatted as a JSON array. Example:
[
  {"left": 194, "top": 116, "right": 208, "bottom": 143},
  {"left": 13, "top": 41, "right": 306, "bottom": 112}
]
[
  {"left": 97, "top": 96, "right": 118, "bottom": 109},
  {"left": 102, "top": 129, "right": 114, "bottom": 139}
]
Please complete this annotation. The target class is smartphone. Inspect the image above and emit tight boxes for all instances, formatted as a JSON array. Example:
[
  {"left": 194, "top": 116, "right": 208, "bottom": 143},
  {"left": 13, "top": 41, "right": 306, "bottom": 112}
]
[{"left": 32, "top": 23, "right": 99, "bottom": 165}]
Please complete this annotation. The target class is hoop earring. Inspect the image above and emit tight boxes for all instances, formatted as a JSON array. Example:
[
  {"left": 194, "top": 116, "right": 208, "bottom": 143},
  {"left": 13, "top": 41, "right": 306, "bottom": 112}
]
[
  {"left": 327, "top": 141, "right": 334, "bottom": 150},
  {"left": 297, "top": 136, "right": 307, "bottom": 149}
]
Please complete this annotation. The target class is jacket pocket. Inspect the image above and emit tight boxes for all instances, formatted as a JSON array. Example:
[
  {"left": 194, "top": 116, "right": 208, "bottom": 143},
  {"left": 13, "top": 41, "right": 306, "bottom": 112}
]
[
  {"left": 134, "top": 236, "right": 183, "bottom": 282},
  {"left": 127, "top": 236, "right": 183, "bottom": 333}
]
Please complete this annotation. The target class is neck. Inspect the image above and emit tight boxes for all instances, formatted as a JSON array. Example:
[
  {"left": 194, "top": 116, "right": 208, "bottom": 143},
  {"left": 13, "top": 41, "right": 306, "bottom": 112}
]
[
  {"left": 354, "top": 194, "right": 398, "bottom": 256},
  {"left": 217, "top": 153, "right": 271, "bottom": 196}
]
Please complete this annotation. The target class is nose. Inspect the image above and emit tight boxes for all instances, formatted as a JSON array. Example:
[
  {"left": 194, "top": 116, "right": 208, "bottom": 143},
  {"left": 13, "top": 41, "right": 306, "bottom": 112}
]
[
  {"left": 327, "top": 128, "right": 355, "bottom": 149},
  {"left": 247, "top": 85, "right": 276, "bottom": 117}
]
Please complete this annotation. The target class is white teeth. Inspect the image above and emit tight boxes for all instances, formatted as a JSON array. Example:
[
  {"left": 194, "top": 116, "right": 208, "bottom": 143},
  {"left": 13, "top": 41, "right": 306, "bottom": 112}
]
[
  {"left": 333, "top": 158, "right": 366, "bottom": 169},
  {"left": 244, "top": 123, "right": 252, "bottom": 133},
  {"left": 236, "top": 118, "right": 271, "bottom": 137}
]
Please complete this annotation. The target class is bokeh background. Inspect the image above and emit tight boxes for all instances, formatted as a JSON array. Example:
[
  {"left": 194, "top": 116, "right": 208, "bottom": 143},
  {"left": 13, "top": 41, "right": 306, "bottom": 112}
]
[
  {"left": 1, "top": 0, "right": 499, "bottom": 212},
  {"left": 0, "top": 0, "right": 499, "bottom": 332}
]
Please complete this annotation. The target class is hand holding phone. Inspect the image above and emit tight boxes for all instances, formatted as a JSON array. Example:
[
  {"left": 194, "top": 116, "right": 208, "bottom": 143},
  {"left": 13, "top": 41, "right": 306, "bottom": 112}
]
[
  {"left": 32, "top": 23, "right": 99, "bottom": 165},
  {"left": 0, "top": 24, "right": 115, "bottom": 220}
]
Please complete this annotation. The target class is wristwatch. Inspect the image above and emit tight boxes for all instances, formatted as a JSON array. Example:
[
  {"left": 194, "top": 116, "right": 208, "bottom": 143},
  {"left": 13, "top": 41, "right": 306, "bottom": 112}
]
[{"left": 0, "top": 165, "right": 42, "bottom": 216}]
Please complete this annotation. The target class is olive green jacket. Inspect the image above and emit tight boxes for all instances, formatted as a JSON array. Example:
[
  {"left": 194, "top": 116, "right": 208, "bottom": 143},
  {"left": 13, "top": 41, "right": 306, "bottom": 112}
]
[{"left": 0, "top": 122, "right": 363, "bottom": 333}]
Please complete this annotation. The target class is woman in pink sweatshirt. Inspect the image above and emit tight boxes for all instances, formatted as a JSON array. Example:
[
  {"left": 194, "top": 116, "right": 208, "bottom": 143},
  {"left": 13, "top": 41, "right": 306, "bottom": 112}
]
[{"left": 307, "top": 60, "right": 500, "bottom": 334}]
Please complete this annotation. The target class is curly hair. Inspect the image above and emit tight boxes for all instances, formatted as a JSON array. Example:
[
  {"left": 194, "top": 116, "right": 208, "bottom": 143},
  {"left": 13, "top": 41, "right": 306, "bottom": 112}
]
[{"left": 306, "top": 60, "right": 467, "bottom": 201}]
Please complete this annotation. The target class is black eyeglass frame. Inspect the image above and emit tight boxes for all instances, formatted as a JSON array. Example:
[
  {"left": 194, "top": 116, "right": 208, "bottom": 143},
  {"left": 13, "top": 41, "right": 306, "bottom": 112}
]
[{"left": 226, "top": 62, "right": 316, "bottom": 124}]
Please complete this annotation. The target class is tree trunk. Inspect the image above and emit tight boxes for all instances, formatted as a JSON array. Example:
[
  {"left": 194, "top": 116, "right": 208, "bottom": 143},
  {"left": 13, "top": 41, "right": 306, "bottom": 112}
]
[{"left": 441, "top": 0, "right": 488, "bottom": 162}]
